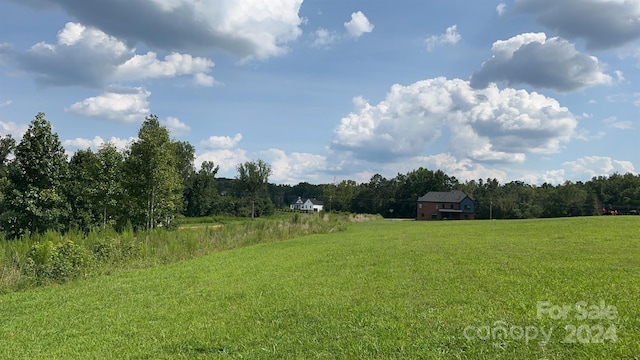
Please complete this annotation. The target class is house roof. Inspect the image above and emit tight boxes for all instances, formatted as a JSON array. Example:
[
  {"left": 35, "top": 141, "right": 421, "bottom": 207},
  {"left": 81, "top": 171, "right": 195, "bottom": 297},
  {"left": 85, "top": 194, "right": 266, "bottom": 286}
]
[
  {"left": 305, "top": 198, "right": 324, "bottom": 206},
  {"left": 417, "top": 190, "right": 472, "bottom": 203},
  {"left": 291, "top": 197, "right": 324, "bottom": 206}
]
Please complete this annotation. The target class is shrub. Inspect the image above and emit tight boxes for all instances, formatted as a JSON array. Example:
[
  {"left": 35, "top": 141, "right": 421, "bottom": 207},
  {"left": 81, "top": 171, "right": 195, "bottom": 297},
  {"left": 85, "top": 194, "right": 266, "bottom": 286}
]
[{"left": 24, "top": 240, "right": 91, "bottom": 283}]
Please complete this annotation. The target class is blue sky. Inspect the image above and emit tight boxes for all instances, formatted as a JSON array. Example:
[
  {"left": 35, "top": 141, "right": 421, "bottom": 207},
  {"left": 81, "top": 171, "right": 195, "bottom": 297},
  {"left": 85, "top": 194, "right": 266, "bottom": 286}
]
[{"left": 0, "top": 0, "right": 639, "bottom": 185}]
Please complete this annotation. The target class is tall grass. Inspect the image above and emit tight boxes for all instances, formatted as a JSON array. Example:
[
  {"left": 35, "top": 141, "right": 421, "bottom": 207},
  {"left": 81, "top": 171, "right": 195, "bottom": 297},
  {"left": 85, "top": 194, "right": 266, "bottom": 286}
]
[{"left": 0, "top": 212, "right": 373, "bottom": 293}]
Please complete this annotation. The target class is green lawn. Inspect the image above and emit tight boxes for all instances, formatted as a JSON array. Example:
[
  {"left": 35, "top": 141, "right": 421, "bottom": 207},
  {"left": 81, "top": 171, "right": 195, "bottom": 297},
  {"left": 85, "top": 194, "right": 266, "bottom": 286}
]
[{"left": 0, "top": 217, "right": 639, "bottom": 359}]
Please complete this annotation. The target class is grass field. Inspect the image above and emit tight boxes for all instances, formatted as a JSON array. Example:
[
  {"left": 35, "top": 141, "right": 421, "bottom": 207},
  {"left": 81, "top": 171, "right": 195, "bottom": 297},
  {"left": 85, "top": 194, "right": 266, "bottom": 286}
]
[{"left": 0, "top": 216, "right": 638, "bottom": 359}]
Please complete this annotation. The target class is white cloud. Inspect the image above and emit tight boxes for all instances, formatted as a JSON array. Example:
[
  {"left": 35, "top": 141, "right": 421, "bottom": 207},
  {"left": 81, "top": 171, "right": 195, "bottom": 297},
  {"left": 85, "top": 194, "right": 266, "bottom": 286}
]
[
  {"left": 195, "top": 148, "right": 249, "bottom": 174},
  {"left": 331, "top": 77, "right": 577, "bottom": 164},
  {"left": 471, "top": 33, "right": 612, "bottom": 92},
  {"left": 0, "top": 121, "right": 29, "bottom": 139},
  {"left": 562, "top": 156, "right": 636, "bottom": 180},
  {"left": 8, "top": 0, "right": 305, "bottom": 61},
  {"left": 603, "top": 116, "right": 634, "bottom": 130},
  {"left": 425, "top": 25, "right": 461, "bottom": 51},
  {"left": 518, "top": 169, "right": 567, "bottom": 185},
  {"left": 311, "top": 28, "right": 340, "bottom": 48},
  {"left": 260, "top": 148, "right": 328, "bottom": 184},
  {"left": 497, "top": 3, "right": 507, "bottom": 16},
  {"left": 409, "top": 153, "right": 507, "bottom": 182},
  {"left": 201, "top": 133, "right": 243, "bottom": 149},
  {"left": 574, "top": 128, "right": 606, "bottom": 141},
  {"left": 14, "top": 22, "right": 132, "bottom": 87},
  {"left": 614, "top": 70, "right": 625, "bottom": 83},
  {"left": 162, "top": 116, "right": 191, "bottom": 135},
  {"left": 344, "top": 11, "right": 374, "bottom": 38},
  {"left": 193, "top": 73, "right": 216, "bottom": 87},
  {"left": 113, "top": 51, "right": 215, "bottom": 86},
  {"left": 63, "top": 135, "right": 136, "bottom": 153},
  {"left": 3, "top": 22, "right": 217, "bottom": 88},
  {"left": 65, "top": 87, "right": 150, "bottom": 123},
  {"left": 0, "top": 100, "right": 13, "bottom": 108}
]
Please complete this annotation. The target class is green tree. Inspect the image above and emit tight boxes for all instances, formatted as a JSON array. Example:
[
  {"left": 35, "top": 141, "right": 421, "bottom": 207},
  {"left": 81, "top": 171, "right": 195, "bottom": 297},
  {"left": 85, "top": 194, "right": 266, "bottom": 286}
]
[
  {"left": 1, "top": 113, "right": 69, "bottom": 238},
  {"left": 124, "top": 115, "right": 182, "bottom": 230},
  {"left": 66, "top": 148, "right": 100, "bottom": 231},
  {"left": 185, "top": 161, "right": 220, "bottom": 217},
  {"left": 95, "top": 143, "right": 125, "bottom": 229},
  {"left": 173, "top": 141, "right": 195, "bottom": 213},
  {"left": 332, "top": 179, "right": 359, "bottom": 213},
  {"left": 0, "top": 135, "right": 16, "bottom": 204},
  {"left": 236, "top": 159, "right": 272, "bottom": 218}
]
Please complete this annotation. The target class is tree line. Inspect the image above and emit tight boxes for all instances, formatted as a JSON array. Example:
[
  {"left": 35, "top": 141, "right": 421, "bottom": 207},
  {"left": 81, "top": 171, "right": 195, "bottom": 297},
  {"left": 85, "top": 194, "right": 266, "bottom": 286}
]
[
  {"left": 1, "top": 113, "right": 638, "bottom": 239},
  {"left": 277, "top": 169, "right": 640, "bottom": 219},
  {"left": 0, "top": 113, "right": 272, "bottom": 239}
]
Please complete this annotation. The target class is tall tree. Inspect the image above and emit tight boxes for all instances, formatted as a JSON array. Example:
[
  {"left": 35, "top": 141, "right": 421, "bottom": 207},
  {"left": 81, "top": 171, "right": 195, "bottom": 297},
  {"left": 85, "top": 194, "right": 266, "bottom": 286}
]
[
  {"left": 1, "top": 113, "right": 69, "bottom": 238},
  {"left": 173, "top": 141, "right": 195, "bottom": 213},
  {"left": 124, "top": 115, "right": 182, "bottom": 230},
  {"left": 66, "top": 148, "right": 100, "bottom": 231},
  {"left": 0, "top": 135, "right": 16, "bottom": 204},
  {"left": 96, "top": 143, "right": 125, "bottom": 229},
  {"left": 236, "top": 159, "right": 272, "bottom": 218},
  {"left": 185, "top": 161, "right": 219, "bottom": 217}
]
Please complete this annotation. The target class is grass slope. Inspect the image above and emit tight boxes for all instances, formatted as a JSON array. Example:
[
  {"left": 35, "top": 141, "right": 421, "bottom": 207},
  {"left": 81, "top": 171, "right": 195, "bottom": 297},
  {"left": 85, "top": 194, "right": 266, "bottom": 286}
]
[{"left": 0, "top": 217, "right": 639, "bottom": 359}]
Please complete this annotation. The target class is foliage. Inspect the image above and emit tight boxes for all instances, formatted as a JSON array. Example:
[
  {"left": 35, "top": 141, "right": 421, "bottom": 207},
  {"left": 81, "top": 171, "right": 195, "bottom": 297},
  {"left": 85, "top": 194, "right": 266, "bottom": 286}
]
[
  {"left": 184, "top": 161, "right": 219, "bottom": 217},
  {"left": 0, "top": 213, "right": 356, "bottom": 292},
  {"left": 0, "top": 113, "right": 69, "bottom": 239},
  {"left": 23, "top": 238, "right": 91, "bottom": 283},
  {"left": 124, "top": 115, "right": 185, "bottom": 230},
  {"left": 236, "top": 159, "right": 273, "bottom": 218}
]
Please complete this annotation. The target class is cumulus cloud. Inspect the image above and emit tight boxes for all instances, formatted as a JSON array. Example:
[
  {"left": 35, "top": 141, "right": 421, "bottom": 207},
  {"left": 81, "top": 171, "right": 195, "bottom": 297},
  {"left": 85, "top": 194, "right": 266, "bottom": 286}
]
[
  {"left": 518, "top": 169, "right": 568, "bottom": 185},
  {"left": 5, "top": 0, "right": 304, "bottom": 60},
  {"left": 331, "top": 77, "right": 577, "bottom": 164},
  {"left": 344, "top": 11, "right": 374, "bottom": 38},
  {"left": 201, "top": 133, "right": 243, "bottom": 149},
  {"left": 425, "top": 25, "right": 461, "bottom": 51},
  {"left": 260, "top": 148, "right": 328, "bottom": 184},
  {"left": 113, "top": 51, "right": 215, "bottom": 85},
  {"left": 406, "top": 153, "right": 507, "bottom": 182},
  {"left": 562, "top": 156, "right": 636, "bottom": 179},
  {"left": 195, "top": 149, "right": 249, "bottom": 174},
  {"left": 515, "top": 0, "right": 640, "bottom": 50},
  {"left": 3, "top": 22, "right": 132, "bottom": 87},
  {"left": 0, "top": 121, "right": 29, "bottom": 139},
  {"left": 471, "top": 33, "right": 612, "bottom": 92},
  {"left": 63, "top": 135, "right": 136, "bottom": 153},
  {"left": 2, "top": 22, "right": 217, "bottom": 88},
  {"left": 65, "top": 86, "right": 150, "bottom": 123},
  {"left": 162, "top": 116, "right": 191, "bottom": 135}
]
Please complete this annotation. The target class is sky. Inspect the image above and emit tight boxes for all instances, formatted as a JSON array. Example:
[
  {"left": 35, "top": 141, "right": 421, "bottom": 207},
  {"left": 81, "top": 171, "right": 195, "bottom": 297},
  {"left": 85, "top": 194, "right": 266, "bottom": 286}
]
[{"left": 0, "top": 0, "right": 639, "bottom": 185}]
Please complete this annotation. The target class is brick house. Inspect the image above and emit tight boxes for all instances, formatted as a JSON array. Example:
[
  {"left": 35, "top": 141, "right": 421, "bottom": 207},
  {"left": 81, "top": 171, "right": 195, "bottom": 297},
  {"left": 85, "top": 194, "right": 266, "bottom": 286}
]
[{"left": 416, "top": 190, "right": 474, "bottom": 220}]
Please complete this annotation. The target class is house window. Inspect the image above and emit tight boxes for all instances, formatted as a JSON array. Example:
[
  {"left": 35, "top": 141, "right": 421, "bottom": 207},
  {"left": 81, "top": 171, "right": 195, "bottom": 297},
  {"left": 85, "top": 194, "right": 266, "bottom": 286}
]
[
  {"left": 418, "top": 203, "right": 422, "bottom": 209},
  {"left": 421, "top": 213, "right": 424, "bottom": 218},
  {"left": 464, "top": 205, "right": 471, "bottom": 210},
  {"left": 431, "top": 214, "right": 437, "bottom": 220},
  {"left": 435, "top": 204, "right": 439, "bottom": 209}
]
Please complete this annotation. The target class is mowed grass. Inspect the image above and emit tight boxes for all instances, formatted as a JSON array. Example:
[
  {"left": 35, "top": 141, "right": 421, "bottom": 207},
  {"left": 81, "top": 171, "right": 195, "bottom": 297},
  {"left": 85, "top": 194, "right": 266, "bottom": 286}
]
[{"left": 0, "top": 217, "right": 639, "bottom": 359}]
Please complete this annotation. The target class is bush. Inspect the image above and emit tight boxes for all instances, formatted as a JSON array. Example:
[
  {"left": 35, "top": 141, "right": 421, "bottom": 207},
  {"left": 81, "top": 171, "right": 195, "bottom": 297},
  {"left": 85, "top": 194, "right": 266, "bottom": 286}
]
[{"left": 24, "top": 240, "right": 91, "bottom": 283}]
